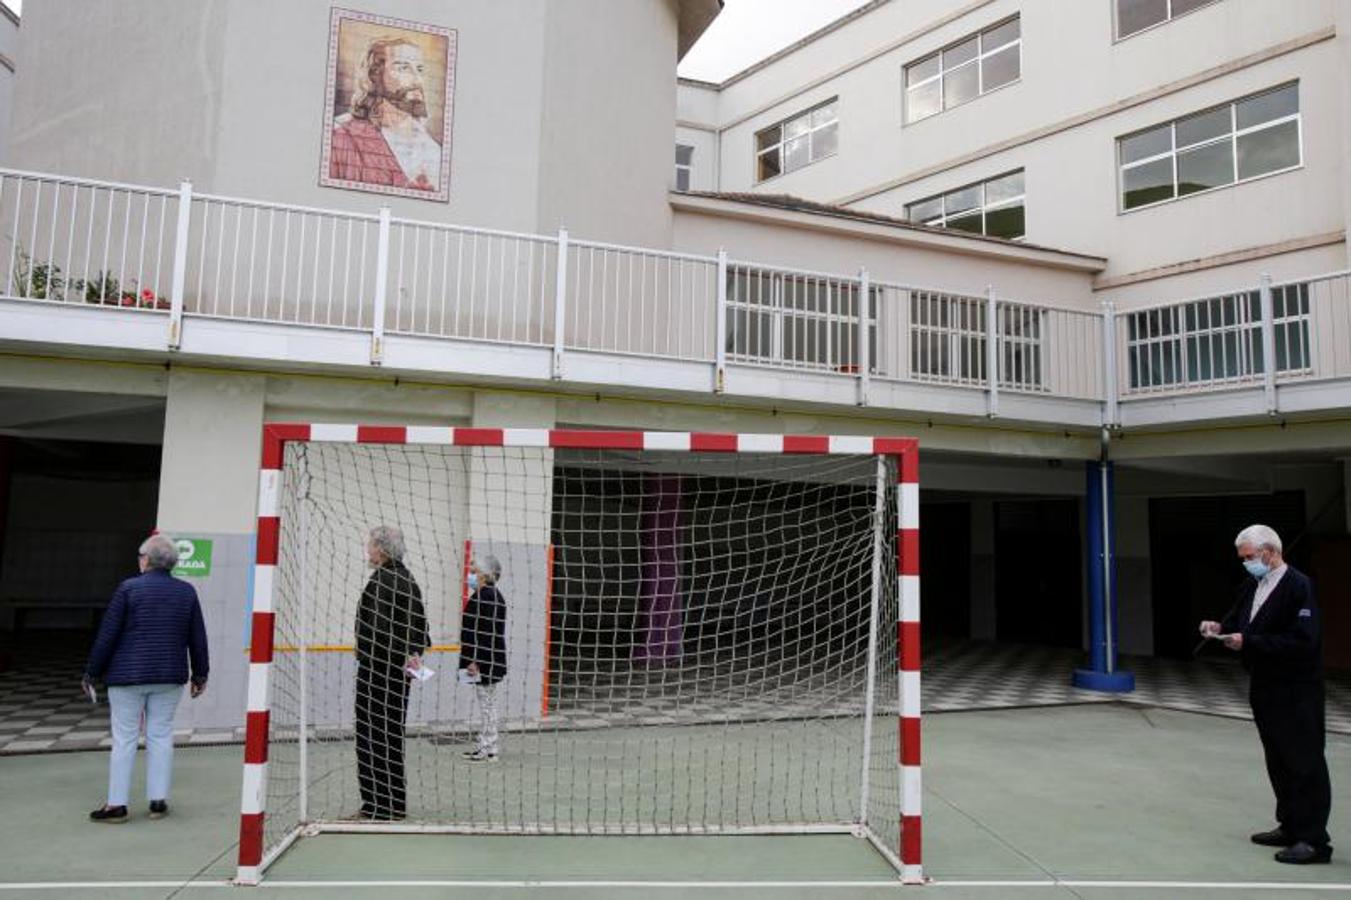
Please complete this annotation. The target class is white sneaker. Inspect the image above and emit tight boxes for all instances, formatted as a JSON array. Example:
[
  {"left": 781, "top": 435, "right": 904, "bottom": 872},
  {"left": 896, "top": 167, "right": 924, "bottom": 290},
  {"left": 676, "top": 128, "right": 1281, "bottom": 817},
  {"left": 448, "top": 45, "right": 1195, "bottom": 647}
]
[{"left": 462, "top": 749, "right": 498, "bottom": 762}]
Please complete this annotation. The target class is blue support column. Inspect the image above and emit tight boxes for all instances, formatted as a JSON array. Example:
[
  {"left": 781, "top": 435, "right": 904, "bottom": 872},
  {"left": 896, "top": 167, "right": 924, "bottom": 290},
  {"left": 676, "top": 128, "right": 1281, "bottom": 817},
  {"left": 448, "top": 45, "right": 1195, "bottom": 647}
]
[{"left": 1073, "top": 461, "right": 1135, "bottom": 692}]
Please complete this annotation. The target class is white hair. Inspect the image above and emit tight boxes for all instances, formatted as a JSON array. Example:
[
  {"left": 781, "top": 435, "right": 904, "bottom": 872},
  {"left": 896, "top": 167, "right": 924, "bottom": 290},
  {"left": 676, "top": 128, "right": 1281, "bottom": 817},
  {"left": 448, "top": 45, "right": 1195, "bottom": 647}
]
[
  {"left": 138, "top": 534, "right": 179, "bottom": 571},
  {"left": 478, "top": 553, "right": 502, "bottom": 584},
  {"left": 1234, "top": 524, "right": 1282, "bottom": 554},
  {"left": 368, "top": 525, "right": 406, "bottom": 562}
]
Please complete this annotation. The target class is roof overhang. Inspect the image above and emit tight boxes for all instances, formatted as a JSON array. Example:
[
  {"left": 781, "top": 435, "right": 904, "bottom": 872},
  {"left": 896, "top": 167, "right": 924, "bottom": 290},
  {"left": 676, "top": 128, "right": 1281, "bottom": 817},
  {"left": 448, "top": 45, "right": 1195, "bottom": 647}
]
[
  {"left": 678, "top": 0, "right": 723, "bottom": 61},
  {"left": 671, "top": 193, "right": 1108, "bottom": 274}
]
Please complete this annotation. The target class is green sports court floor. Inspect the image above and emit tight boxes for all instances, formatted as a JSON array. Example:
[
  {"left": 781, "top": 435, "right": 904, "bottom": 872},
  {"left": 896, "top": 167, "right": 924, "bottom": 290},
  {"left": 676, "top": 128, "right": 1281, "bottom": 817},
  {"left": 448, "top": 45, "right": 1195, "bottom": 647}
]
[{"left": 1, "top": 703, "right": 1347, "bottom": 899}]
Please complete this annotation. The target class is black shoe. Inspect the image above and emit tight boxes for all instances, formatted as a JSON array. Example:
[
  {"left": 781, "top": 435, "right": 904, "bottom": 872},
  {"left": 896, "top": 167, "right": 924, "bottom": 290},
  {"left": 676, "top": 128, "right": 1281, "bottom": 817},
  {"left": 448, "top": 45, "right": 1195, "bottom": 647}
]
[
  {"left": 148, "top": 800, "right": 168, "bottom": 819},
  {"left": 1251, "top": 827, "right": 1290, "bottom": 847},
  {"left": 1275, "top": 842, "right": 1332, "bottom": 864},
  {"left": 89, "top": 805, "right": 128, "bottom": 823}
]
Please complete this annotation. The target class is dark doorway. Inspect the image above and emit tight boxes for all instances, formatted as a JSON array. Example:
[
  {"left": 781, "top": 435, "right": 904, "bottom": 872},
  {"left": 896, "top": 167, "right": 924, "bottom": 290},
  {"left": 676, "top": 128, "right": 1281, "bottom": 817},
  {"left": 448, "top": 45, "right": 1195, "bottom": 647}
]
[
  {"left": 920, "top": 501, "right": 971, "bottom": 640},
  {"left": 1150, "top": 491, "right": 1306, "bottom": 658},
  {"left": 995, "top": 499, "right": 1082, "bottom": 647},
  {"left": 0, "top": 437, "right": 160, "bottom": 672}
]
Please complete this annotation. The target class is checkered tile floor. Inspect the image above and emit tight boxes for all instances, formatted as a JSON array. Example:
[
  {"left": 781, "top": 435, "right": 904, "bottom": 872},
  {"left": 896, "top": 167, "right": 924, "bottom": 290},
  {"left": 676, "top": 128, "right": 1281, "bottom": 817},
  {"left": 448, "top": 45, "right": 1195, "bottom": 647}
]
[{"left": 1, "top": 635, "right": 1347, "bottom": 754}]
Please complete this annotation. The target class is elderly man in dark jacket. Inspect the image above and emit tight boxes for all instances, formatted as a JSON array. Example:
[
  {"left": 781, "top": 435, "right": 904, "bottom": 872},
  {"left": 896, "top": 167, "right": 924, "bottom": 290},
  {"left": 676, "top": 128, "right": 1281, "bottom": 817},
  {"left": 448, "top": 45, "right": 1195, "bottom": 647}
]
[
  {"left": 355, "top": 525, "right": 429, "bottom": 820},
  {"left": 84, "top": 533, "right": 209, "bottom": 823},
  {"left": 1200, "top": 523, "right": 1331, "bottom": 865}
]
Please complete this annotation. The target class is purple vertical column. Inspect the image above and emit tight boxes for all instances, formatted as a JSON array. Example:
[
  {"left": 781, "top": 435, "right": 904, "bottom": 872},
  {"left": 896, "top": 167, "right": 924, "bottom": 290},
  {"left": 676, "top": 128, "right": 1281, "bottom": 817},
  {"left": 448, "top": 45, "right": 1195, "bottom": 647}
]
[{"left": 633, "top": 473, "right": 684, "bottom": 664}]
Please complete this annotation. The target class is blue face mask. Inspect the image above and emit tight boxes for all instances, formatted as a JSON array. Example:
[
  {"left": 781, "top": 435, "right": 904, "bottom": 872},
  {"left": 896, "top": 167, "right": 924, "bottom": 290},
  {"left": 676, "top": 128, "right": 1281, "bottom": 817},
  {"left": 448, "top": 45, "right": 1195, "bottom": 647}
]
[
  {"left": 1243, "top": 558, "right": 1269, "bottom": 579},
  {"left": 467, "top": 572, "right": 479, "bottom": 590}
]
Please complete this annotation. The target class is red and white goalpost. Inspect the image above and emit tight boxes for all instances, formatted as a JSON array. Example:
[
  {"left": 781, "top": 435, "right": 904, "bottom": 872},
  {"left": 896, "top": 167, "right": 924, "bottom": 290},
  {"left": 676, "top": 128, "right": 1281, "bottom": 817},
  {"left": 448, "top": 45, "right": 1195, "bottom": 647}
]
[{"left": 236, "top": 425, "right": 920, "bottom": 884}]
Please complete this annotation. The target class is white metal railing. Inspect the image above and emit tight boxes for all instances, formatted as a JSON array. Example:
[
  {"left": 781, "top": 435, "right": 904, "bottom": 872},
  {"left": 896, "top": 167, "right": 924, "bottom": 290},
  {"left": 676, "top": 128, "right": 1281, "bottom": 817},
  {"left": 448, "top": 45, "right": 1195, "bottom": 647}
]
[
  {"left": 1115, "top": 272, "right": 1347, "bottom": 402},
  {"left": 187, "top": 192, "right": 381, "bottom": 331},
  {"left": 0, "top": 170, "right": 176, "bottom": 311},
  {"left": 386, "top": 215, "right": 558, "bottom": 346},
  {"left": 568, "top": 240, "right": 718, "bottom": 363},
  {"left": 1, "top": 166, "right": 1348, "bottom": 421}
]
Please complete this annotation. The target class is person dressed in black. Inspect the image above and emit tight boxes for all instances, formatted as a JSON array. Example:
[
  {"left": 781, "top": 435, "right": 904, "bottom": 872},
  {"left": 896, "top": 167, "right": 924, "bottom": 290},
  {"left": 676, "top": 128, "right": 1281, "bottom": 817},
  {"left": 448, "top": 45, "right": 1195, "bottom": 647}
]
[
  {"left": 355, "top": 525, "right": 429, "bottom": 820},
  {"left": 459, "top": 554, "right": 507, "bottom": 762},
  {"left": 1199, "top": 523, "right": 1331, "bottom": 864}
]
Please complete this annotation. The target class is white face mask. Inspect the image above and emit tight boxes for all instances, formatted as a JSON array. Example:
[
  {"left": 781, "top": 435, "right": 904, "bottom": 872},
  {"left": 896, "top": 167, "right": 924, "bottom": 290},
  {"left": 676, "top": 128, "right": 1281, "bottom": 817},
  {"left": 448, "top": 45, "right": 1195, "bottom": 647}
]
[{"left": 467, "top": 572, "right": 479, "bottom": 590}]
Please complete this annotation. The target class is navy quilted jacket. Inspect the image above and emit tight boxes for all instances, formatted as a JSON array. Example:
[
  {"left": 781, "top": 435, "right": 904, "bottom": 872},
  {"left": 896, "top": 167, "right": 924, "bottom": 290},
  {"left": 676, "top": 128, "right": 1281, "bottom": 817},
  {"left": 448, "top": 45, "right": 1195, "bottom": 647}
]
[{"left": 85, "top": 569, "right": 210, "bottom": 686}]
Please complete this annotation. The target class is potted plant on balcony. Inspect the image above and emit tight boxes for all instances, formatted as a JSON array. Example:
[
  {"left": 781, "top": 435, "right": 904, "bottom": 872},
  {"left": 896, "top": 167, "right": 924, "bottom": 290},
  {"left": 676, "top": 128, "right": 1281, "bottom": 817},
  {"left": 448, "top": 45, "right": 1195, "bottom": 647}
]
[{"left": 11, "top": 251, "right": 74, "bottom": 300}]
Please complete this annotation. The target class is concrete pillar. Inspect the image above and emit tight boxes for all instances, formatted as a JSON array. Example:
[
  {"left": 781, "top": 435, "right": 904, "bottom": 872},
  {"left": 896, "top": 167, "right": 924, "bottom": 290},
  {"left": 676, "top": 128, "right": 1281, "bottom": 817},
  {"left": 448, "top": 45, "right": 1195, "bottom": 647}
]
[
  {"left": 155, "top": 368, "right": 265, "bottom": 731},
  {"left": 157, "top": 369, "right": 265, "bottom": 533},
  {"left": 969, "top": 499, "right": 996, "bottom": 641}
]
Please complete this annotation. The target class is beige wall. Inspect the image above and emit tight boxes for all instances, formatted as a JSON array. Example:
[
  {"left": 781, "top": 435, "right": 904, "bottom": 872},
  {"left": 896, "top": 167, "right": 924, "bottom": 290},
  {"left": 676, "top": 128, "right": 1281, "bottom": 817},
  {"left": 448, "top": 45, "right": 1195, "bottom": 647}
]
[
  {"left": 8, "top": 0, "right": 680, "bottom": 243},
  {"left": 671, "top": 207, "right": 1096, "bottom": 304},
  {"left": 683, "top": 0, "right": 1347, "bottom": 287},
  {"left": 7, "top": 1, "right": 229, "bottom": 184},
  {"left": 674, "top": 125, "right": 717, "bottom": 192},
  {"left": 536, "top": 0, "right": 679, "bottom": 246}
]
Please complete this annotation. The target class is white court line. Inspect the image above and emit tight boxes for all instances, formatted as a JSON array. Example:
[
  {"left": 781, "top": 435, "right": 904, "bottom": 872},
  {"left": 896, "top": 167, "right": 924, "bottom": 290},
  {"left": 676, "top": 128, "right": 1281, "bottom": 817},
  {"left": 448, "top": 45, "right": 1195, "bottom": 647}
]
[
  {"left": 4, "top": 880, "right": 1351, "bottom": 891},
  {"left": 937, "top": 882, "right": 1351, "bottom": 891}
]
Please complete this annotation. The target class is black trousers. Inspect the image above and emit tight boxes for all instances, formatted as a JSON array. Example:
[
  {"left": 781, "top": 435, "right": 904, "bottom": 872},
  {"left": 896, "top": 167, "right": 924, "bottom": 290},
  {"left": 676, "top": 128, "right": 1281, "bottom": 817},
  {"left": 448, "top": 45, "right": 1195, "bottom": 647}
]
[
  {"left": 1250, "top": 681, "right": 1331, "bottom": 847},
  {"left": 355, "top": 665, "right": 411, "bottom": 818}
]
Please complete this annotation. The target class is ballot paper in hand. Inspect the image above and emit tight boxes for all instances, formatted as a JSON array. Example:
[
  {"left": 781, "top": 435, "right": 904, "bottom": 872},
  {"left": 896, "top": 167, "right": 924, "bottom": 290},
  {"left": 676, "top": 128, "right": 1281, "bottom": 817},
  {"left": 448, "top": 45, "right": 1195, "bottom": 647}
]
[
  {"left": 458, "top": 669, "right": 481, "bottom": 685},
  {"left": 405, "top": 664, "right": 435, "bottom": 682},
  {"left": 83, "top": 682, "right": 98, "bottom": 704}
]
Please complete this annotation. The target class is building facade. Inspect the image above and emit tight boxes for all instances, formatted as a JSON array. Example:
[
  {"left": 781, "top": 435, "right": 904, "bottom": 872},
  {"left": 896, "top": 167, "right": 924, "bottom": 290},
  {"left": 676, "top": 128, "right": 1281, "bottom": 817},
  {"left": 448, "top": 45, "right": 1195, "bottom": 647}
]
[{"left": 0, "top": 0, "right": 1348, "bottom": 728}]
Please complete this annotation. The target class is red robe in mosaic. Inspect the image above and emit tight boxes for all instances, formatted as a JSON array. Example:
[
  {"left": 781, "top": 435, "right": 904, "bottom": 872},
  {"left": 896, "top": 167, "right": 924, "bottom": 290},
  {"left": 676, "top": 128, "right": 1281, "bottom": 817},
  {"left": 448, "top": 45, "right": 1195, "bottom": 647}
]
[{"left": 329, "top": 117, "right": 434, "bottom": 191}]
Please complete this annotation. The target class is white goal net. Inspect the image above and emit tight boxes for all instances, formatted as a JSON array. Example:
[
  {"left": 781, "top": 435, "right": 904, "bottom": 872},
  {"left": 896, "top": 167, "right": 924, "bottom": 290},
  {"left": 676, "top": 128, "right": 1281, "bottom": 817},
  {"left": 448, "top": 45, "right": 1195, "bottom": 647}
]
[{"left": 245, "top": 435, "right": 905, "bottom": 878}]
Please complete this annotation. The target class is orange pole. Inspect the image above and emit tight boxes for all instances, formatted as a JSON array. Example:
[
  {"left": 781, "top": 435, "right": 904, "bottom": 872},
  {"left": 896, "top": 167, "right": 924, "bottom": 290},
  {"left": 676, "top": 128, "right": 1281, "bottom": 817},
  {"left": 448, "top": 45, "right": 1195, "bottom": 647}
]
[
  {"left": 541, "top": 543, "right": 554, "bottom": 719},
  {"left": 461, "top": 538, "right": 473, "bottom": 612}
]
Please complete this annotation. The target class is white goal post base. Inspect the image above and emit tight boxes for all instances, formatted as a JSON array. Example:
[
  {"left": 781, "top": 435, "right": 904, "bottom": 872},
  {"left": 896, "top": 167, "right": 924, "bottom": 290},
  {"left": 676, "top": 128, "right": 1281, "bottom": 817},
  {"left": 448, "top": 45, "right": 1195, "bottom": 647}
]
[{"left": 236, "top": 425, "right": 922, "bottom": 885}]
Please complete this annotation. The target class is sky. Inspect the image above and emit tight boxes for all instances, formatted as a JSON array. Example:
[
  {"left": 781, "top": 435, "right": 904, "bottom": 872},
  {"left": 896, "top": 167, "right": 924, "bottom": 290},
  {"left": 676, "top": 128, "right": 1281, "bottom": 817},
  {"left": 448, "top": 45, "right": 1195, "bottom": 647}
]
[{"left": 677, "top": 0, "right": 874, "bottom": 83}]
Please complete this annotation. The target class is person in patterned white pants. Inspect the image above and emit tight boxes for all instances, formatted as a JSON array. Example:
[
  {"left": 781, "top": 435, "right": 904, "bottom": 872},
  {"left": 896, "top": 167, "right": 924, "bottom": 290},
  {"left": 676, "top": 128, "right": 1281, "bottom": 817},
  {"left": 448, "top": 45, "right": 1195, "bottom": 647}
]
[{"left": 460, "top": 555, "right": 507, "bottom": 761}]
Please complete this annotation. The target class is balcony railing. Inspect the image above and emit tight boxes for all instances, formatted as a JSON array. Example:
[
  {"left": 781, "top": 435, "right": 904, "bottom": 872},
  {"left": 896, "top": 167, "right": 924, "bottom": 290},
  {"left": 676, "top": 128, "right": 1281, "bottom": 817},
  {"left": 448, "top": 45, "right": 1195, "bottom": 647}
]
[{"left": 0, "top": 166, "right": 1347, "bottom": 421}]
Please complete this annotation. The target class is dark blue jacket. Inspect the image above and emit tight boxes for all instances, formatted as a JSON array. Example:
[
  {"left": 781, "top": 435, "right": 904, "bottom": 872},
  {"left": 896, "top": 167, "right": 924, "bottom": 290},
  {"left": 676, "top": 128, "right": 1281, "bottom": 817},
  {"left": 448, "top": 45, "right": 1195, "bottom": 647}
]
[
  {"left": 85, "top": 569, "right": 210, "bottom": 686},
  {"left": 459, "top": 585, "right": 507, "bottom": 685},
  {"left": 1221, "top": 565, "right": 1321, "bottom": 687}
]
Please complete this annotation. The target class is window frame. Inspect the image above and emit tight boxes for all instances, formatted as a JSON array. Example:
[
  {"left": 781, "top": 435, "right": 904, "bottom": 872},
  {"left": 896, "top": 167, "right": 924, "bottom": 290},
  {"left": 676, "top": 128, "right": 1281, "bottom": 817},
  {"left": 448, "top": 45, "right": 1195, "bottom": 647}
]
[
  {"left": 675, "top": 143, "right": 694, "bottom": 192},
  {"left": 905, "top": 169, "right": 1026, "bottom": 241},
  {"left": 1117, "top": 83, "right": 1302, "bottom": 214},
  {"left": 903, "top": 16, "right": 1021, "bottom": 126},
  {"left": 753, "top": 98, "right": 839, "bottom": 185},
  {"left": 1113, "top": 0, "right": 1222, "bottom": 43}
]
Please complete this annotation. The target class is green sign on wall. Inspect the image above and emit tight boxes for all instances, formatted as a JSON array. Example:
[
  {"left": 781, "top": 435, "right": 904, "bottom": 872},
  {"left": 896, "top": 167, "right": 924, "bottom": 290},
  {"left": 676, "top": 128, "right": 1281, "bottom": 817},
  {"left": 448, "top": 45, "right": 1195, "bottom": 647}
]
[{"left": 173, "top": 538, "right": 213, "bottom": 578}]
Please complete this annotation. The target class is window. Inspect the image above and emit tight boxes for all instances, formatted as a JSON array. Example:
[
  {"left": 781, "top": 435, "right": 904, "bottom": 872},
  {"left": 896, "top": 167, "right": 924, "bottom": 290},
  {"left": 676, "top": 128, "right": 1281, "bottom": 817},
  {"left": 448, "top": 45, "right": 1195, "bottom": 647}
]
[
  {"left": 904, "top": 17, "right": 1020, "bottom": 124},
  {"left": 725, "top": 266, "right": 876, "bottom": 372},
  {"left": 1124, "top": 283, "right": 1310, "bottom": 391},
  {"left": 675, "top": 144, "right": 693, "bottom": 191},
  {"left": 754, "top": 100, "right": 838, "bottom": 183},
  {"left": 1118, "top": 83, "right": 1300, "bottom": 212},
  {"left": 909, "top": 291, "right": 1045, "bottom": 390},
  {"left": 1115, "top": 0, "right": 1220, "bottom": 40},
  {"left": 906, "top": 170, "right": 1025, "bottom": 240}
]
